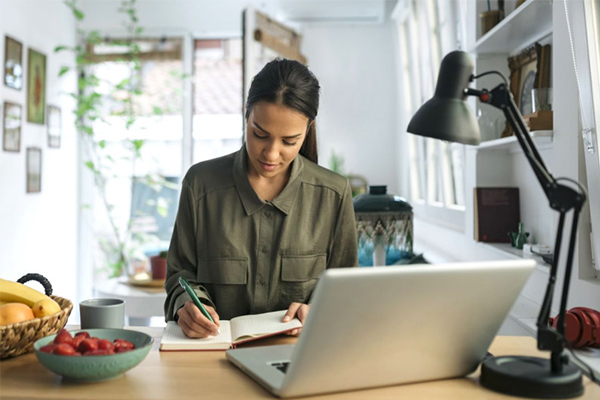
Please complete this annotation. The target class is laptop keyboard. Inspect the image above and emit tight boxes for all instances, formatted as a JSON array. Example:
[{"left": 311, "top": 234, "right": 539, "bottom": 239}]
[{"left": 270, "top": 362, "right": 290, "bottom": 374}]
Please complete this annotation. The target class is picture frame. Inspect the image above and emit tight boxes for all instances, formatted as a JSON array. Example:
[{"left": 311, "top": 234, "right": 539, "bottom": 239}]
[
  {"left": 4, "top": 36, "right": 23, "bottom": 90},
  {"left": 26, "top": 147, "right": 42, "bottom": 193},
  {"left": 47, "top": 105, "right": 61, "bottom": 148},
  {"left": 503, "top": 43, "right": 552, "bottom": 136},
  {"left": 27, "top": 48, "right": 46, "bottom": 124},
  {"left": 3, "top": 102, "right": 22, "bottom": 152},
  {"left": 508, "top": 45, "right": 537, "bottom": 116},
  {"left": 508, "top": 43, "right": 552, "bottom": 116}
]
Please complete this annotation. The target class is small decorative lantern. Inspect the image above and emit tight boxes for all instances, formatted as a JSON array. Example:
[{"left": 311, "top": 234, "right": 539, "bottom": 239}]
[{"left": 353, "top": 185, "right": 413, "bottom": 266}]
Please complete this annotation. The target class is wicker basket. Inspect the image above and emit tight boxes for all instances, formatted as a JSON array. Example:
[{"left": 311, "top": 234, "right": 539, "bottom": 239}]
[{"left": 0, "top": 295, "right": 73, "bottom": 359}]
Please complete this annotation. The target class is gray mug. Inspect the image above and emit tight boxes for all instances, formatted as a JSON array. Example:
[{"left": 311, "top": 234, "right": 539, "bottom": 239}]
[{"left": 80, "top": 298, "right": 125, "bottom": 329}]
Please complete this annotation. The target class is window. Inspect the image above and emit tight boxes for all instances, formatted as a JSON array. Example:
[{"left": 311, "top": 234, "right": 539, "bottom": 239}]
[
  {"left": 86, "top": 37, "right": 245, "bottom": 276},
  {"left": 89, "top": 38, "right": 184, "bottom": 273},
  {"left": 193, "top": 38, "right": 243, "bottom": 163},
  {"left": 394, "top": 0, "right": 467, "bottom": 229}
]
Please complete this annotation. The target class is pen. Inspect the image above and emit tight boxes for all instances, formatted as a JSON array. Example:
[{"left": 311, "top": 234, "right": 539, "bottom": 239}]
[{"left": 178, "top": 276, "right": 217, "bottom": 327}]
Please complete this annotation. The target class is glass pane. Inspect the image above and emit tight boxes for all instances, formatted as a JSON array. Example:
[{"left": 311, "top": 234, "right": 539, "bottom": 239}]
[
  {"left": 427, "top": 0, "right": 442, "bottom": 74},
  {"left": 395, "top": 0, "right": 466, "bottom": 218},
  {"left": 450, "top": 144, "right": 465, "bottom": 206},
  {"left": 439, "top": 141, "right": 456, "bottom": 205},
  {"left": 193, "top": 38, "right": 243, "bottom": 164},
  {"left": 426, "top": 138, "right": 442, "bottom": 204},
  {"left": 90, "top": 39, "right": 184, "bottom": 275},
  {"left": 399, "top": 24, "right": 413, "bottom": 115},
  {"left": 408, "top": 135, "right": 423, "bottom": 201}
]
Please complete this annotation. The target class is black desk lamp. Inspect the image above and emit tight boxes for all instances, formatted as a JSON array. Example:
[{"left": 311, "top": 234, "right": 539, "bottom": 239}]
[{"left": 407, "top": 51, "right": 587, "bottom": 399}]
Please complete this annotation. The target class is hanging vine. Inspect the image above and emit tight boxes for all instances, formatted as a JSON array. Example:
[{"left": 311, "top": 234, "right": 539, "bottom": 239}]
[{"left": 56, "top": 0, "right": 171, "bottom": 277}]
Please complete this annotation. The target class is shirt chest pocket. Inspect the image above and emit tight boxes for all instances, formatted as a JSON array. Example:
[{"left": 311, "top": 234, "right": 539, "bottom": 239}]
[
  {"left": 197, "top": 258, "right": 248, "bottom": 284},
  {"left": 281, "top": 254, "right": 327, "bottom": 282}
]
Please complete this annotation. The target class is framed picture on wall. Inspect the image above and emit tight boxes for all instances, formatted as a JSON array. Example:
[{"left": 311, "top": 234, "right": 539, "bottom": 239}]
[
  {"left": 27, "top": 48, "right": 46, "bottom": 124},
  {"left": 3, "top": 102, "right": 22, "bottom": 152},
  {"left": 26, "top": 147, "right": 42, "bottom": 193},
  {"left": 47, "top": 105, "right": 61, "bottom": 148},
  {"left": 4, "top": 36, "right": 23, "bottom": 90}
]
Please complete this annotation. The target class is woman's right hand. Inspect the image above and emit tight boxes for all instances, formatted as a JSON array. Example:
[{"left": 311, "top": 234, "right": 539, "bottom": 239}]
[{"left": 177, "top": 300, "right": 220, "bottom": 338}]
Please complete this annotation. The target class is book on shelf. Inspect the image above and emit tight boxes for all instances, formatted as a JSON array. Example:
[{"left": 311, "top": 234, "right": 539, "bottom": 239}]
[
  {"left": 474, "top": 187, "right": 520, "bottom": 243},
  {"left": 159, "top": 310, "right": 302, "bottom": 351}
]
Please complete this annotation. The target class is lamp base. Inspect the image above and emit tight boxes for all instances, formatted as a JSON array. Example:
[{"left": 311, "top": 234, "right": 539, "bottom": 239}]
[{"left": 480, "top": 356, "right": 583, "bottom": 399}]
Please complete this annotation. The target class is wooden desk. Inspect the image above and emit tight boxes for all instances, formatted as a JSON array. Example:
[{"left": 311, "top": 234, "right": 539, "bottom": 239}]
[{"left": 1, "top": 329, "right": 599, "bottom": 400}]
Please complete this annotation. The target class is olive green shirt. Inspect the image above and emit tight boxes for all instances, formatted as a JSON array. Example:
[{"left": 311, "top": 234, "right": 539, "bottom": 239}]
[{"left": 164, "top": 147, "right": 358, "bottom": 321}]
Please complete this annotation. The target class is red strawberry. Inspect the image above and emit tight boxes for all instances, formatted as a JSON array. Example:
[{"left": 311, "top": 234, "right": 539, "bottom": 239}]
[
  {"left": 78, "top": 338, "right": 99, "bottom": 354},
  {"left": 53, "top": 343, "right": 76, "bottom": 356},
  {"left": 98, "top": 339, "right": 114, "bottom": 351},
  {"left": 39, "top": 344, "right": 56, "bottom": 353},
  {"left": 72, "top": 335, "right": 86, "bottom": 349},
  {"left": 53, "top": 329, "right": 73, "bottom": 346},
  {"left": 86, "top": 349, "right": 113, "bottom": 356},
  {"left": 114, "top": 339, "right": 135, "bottom": 349}
]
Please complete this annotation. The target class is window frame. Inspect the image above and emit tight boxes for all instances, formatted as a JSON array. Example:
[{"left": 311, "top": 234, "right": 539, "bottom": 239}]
[{"left": 393, "top": 0, "right": 467, "bottom": 231}]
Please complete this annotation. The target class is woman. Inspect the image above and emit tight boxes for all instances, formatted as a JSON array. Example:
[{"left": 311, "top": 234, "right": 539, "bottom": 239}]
[{"left": 164, "top": 58, "right": 358, "bottom": 338}]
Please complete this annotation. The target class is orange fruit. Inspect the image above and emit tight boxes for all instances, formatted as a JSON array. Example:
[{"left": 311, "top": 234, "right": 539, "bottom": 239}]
[{"left": 0, "top": 303, "right": 35, "bottom": 325}]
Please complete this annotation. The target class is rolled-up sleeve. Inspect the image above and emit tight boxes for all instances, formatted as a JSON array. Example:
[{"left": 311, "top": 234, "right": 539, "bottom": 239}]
[{"left": 164, "top": 181, "right": 215, "bottom": 321}]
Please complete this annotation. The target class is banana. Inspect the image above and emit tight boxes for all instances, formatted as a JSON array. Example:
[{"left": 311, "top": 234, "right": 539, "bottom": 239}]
[
  {"left": 0, "top": 278, "right": 56, "bottom": 307},
  {"left": 32, "top": 298, "right": 61, "bottom": 317}
]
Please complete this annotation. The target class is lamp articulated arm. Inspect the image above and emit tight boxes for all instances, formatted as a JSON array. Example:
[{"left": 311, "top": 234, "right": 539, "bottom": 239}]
[
  {"left": 465, "top": 83, "right": 586, "bottom": 372},
  {"left": 408, "top": 51, "right": 588, "bottom": 394}
]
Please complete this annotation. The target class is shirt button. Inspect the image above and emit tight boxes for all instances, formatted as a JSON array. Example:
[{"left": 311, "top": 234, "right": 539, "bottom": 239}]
[
  {"left": 261, "top": 246, "right": 268, "bottom": 253},
  {"left": 260, "top": 278, "right": 266, "bottom": 285},
  {"left": 264, "top": 211, "right": 271, "bottom": 217}
]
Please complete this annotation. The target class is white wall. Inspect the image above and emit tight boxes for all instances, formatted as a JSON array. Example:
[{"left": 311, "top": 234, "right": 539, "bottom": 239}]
[
  {"left": 0, "top": 1, "right": 78, "bottom": 302},
  {"left": 78, "top": 0, "right": 400, "bottom": 193},
  {"left": 302, "top": 22, "right": 398, "bottom": 191}
]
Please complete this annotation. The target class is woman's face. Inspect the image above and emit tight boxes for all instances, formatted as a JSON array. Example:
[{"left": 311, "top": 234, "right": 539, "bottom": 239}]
[{"left": 245, "top": 101, "right": 309, "bottom": 180}]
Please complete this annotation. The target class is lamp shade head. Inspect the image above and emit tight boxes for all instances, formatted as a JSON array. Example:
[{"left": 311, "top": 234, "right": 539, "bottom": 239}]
[{"left": 407, "top": 51, "right": 481, "bottom": 145}]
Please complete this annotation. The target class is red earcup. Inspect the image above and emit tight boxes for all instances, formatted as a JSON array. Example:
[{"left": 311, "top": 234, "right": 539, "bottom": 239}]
[
  {"left": 563, "top": 311, "right": 584, "bottom": 347},
  {"left": 549, "top": 307, "right": 600, "bottom": 348},
  {"left": 574, "top": 307, "right": 600, "bottom": 326},
  {"left": 573, "top": 307, "right": 600, "bottom": 346}
]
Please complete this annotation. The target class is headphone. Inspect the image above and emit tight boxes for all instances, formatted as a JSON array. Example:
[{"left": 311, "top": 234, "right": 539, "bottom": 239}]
[{"left": 548, "top": 307, "right": 600, "bottom": 349}]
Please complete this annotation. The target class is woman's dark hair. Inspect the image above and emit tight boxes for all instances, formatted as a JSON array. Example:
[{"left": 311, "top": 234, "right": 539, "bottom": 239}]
[{"left": 245, "top": 58, "right": 320, "bottom": 164}]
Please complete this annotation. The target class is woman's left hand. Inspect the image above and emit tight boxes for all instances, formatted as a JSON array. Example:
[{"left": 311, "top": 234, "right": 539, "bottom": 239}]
[{"left": 282, "top": 302, "right": 309, "bottom": 336}]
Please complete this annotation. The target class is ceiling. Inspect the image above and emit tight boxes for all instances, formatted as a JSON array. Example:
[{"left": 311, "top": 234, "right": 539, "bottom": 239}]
[{"left": 270, "top": 0, "right": 389, "bottom": 25}]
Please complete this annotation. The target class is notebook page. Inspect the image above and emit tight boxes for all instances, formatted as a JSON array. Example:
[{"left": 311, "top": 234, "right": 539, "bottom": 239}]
[
  {"left": 230, "top": 310, "right": 302, "bottom": 343},
  {"left": 160, "top": 321, "right": 232, "bottom": 350}
]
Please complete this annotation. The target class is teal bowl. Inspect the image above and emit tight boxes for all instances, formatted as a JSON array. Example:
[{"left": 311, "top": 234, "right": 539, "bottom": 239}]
[{"left": 34, "top": 329, "right": 153, "bottom": 382}]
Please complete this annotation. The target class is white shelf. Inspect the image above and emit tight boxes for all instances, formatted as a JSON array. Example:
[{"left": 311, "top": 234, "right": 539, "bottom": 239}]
[
  {"left": 477, "top": 242, "right": 550, "bottom": 273},
  {"left": 472, "top": 0, "right": 553, "bottom": 54},
  {"left": 476, "top": 130, "right": 553, "bottom": 152}
]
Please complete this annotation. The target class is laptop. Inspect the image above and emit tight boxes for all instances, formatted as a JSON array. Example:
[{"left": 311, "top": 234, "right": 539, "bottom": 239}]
[{"left": 226, "top": 259, "right": 535, "bottom": 398}]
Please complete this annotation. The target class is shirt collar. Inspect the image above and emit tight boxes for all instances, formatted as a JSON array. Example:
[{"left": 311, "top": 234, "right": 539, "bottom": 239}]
[{"left": 233, "top": 146, "right": 304, "bottom": 216}]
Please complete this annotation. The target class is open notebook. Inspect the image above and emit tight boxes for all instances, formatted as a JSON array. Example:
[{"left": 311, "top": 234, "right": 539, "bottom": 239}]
[{"left": 159, "top": 310, "right": 303, "bottom": 351}]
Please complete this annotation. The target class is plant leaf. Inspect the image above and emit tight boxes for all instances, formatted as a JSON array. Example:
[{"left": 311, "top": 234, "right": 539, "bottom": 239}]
[
  {"left": 156, "top": 197, "right": 169, "bottom": 218},
  {"left": 85, "top": 161, "right": 96, "bottom": 172},
  {"left": 73, "top": 9, "right": 85, "bottom": 21},
  {"left": 131, "top": 139, "right": 144, "bottom": 152}
]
